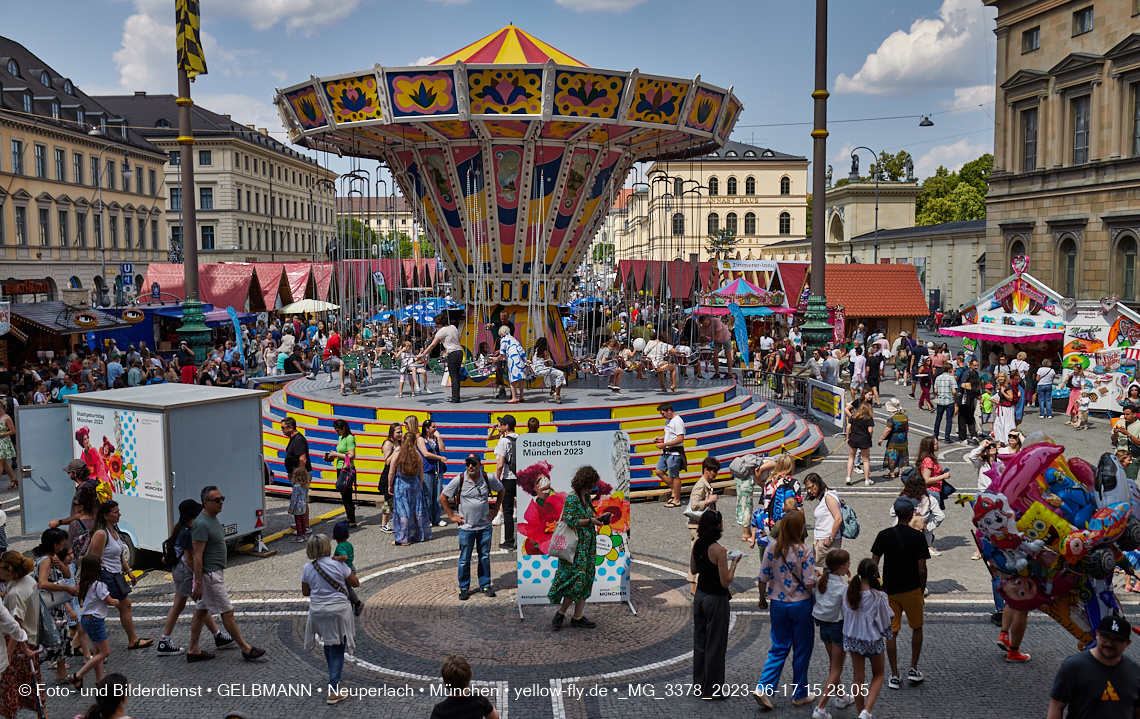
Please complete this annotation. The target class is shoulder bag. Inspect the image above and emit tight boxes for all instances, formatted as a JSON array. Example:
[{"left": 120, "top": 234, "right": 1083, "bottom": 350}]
[{"left": 310, "top": 559, "right": 349, "bottom": 597}]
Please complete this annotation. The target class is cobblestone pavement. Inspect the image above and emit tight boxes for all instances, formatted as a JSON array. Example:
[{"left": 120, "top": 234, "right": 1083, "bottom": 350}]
[{"left": 2, "top": 372, "right": 1131, "bottom": 719}]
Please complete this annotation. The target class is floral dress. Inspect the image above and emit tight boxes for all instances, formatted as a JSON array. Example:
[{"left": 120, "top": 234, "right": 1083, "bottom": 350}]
[
  {"left": 548, "top": 492, "right": 597, "bottom": 604},
  {"left": 883, "top": 411, "right": 910, "bottom": 471},
  {"left": 500, "top": 335, "right": 528, "bottom": 383}
]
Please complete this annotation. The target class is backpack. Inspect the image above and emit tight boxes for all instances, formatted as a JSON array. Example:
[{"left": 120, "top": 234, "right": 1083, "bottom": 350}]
[
  {"left": 503, "top": 436, "right": 517, "bottom": 478},
  {"left": 899, "top": 465, "right": 917, "bottom": 485},
  {"left": 839, "top": 497, "right": 860, "bottom": 539},
  {"left": 767, "top": 476, "right": 800, "bottom": 528},
  {"left": 71, "top": 518, "right": 93, "bottom": 558},
  {"left": 161, "top": 533, "right": 179, "bottom": 570},
  {"left": 729, "top": 453, "right": 767, "bottom": 481}
]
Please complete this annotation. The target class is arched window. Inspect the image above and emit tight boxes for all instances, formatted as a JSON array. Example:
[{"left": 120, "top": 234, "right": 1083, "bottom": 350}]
[
  {"left": 672, "top": 212, "right": 684, "bottom": 236},
  {"left": 674, "top": 178, "right": 683, "bottom": 197},
  {"left": 708, "top": 213, "right": 719, "bottom": 235},
  {"left": 155, "top": 119, "right": 171, "bottom": 128},
  {"left": 1009, "top": 238, "right": 1027, "bottom": 263},
  {"left": 726, "top": 212, "right": 738, "bottom": 235},
  {"left": 6, "top": 59, "right": 17, "bottom": 77},
  {"left": 745, "top": 177, "right": 756, "bottom": 195},
  {"left": 63, "top": 80, "right": 72, "bottom": 95},
  {"left": 68, "top": 276, "right": 82, "bottom": 289},
  {"left": 727, "top": 177, "right": 737, "bottom": 195},
  {"left": 40, "top": 71, "right": 50, "bottom": 86},
  {"left": 1121, "top": 236, "right": 1138, "bottom": 301},
  {"left": 744, "top": 212, "right": 756, "bottom": 235},
  {"left": 780, "top": 176, "right": 791, "bottom": 195},
  {"left": 1060, "top": 237, "right": 1078, "bottom": 296},
  {"left": 708, "top": 177, "right": 718, "bottom": 196},
  {"left": 779, "top": 212, "right": 792, "bottom": 235}
]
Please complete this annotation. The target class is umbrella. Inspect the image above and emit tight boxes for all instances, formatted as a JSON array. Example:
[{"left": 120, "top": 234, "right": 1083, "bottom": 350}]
[{"left": 278, "top": 299, "right": 340, "bottom": 314}]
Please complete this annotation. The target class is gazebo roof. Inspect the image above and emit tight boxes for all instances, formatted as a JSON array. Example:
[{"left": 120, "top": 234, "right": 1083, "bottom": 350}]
[{"left": 432, "top": 26, "right": 588, "bottom": 66}]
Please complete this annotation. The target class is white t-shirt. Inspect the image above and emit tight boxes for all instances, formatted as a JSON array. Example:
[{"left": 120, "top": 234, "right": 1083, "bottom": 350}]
[
  {"left": 1010, "top": 359, "right": 1030, "bottom": 379},
  {"left": 759, "top": 336, "right": 774, "bottom": 351},
  {"left": 1036, "top": 366, "right": 1056, "bottom": 387},
  {"left": 663, "top": 415, "right": 686, "bottom": 447},
  {"left": 644, "top": 340, "right": 672, "bottom": 367},
  {"left": 81, "top": 580, "right": 111, "bottom": 619},
  {"left": 814, "top": 490, "right": 840, "bottom": 541},
  {"left": 495, "top": 433, "right": 518, "bottom": 480},
  {"left": 301, "top": 558, "right": 353, "bottom": 600},
  {"left": 1079, "top": 396, "right": 1091, "bottom": 411},
  {"left": 435, "top": 325, "right": 461, "bottom": 355}
]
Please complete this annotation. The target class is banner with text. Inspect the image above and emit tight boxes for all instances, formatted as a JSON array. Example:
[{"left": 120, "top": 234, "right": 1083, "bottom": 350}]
[
  {"left": 807, "top": 379, "right": 845, "bottom": 431},
  {"left": 516, "top": 430, "right": 631, "bottom": 606},
  {"left": 71, "top": 405, "right": 167, "bottom": 502}
]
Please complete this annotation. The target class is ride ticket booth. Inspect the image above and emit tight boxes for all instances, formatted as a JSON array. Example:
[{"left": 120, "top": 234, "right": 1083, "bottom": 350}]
[{"left": 17, "top": 385, "right": 267, "bottom": 565}]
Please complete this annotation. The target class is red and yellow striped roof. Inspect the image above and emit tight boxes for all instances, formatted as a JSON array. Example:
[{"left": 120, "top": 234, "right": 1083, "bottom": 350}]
[{"left": 432, "top": 26, "right": 588, "bottom": 67}]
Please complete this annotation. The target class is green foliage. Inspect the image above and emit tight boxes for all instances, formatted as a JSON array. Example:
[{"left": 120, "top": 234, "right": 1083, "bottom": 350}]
[
  {"left": 339, "top": 221, "right": 436, "bottom": 258},
  {"left": 706, "top": 228, "right": 740, "bottom": 260},
  {"left": 336, "top": 218, "right": 375, "bottom": 250},
  {"left": 869, "top": 150, "right": 913, "bottom": 182},
  {"left": 592, "top": 243, "right": 615, "bottom": 263},
  {"left": 806, "top": 193, "right": 812, "bottom": 237},
  {"left": 914, "top": 154, "right": 992, "bottom": 226},
  {"left": 951, "top": 183, "right": 986, "bottom": 222}
]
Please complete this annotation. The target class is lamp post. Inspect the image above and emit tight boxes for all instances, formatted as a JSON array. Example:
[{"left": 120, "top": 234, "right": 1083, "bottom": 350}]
[
  {"left": 87, "top": 130, "right": 133, "bottom": 306},
  {"left": 850, "top": 146, "right": 880, "bottom": 264},
  {"left": 174, "top": 67, "right": 211, "bottom": 361},
  {"left": 799, "top": 0, "right": 835, "bottom": 350}
]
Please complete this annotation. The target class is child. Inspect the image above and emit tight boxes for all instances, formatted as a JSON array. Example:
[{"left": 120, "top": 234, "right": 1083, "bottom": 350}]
[
  {"left": 1077, "top": 392, "right": 1092, "bottom": 430},
  {"left": 332, "top": 522, "right": 363, "bottom": 615},
  {"left": 430, "top": 654, "right": 499, "bottom": 719},
  {"left": 979, "top": 383, "right": 996, "bottom": 434},
  {"left": 289, "top": 468, "right": 310, "bottom": 542},
  {"left": 70, "top": 553, "right": 120, "bottom": 687},
  {"left": 814, "top": 550, "right": 855, "bottom": 719},
  {"left": 57, "top": 543, "right": 90, "bottom": 661},
  {"left": 842, "top": 558, "right": 893, "bottom": 719}
]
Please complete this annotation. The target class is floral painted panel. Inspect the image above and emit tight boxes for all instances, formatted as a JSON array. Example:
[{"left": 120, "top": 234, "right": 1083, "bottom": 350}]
[
  {"left": 553, "top": 72, "right": 624, "bottom": 119},
  {"left": 284, "top": 86, "right": 327, "bottom": 130},
  {"left": 321, "top": 74, "right": 382, "bottom": 124},
  {"left": 388, "top": 71, "right": 457, "bottom": 117},
  {"left": 626, "top": 77, "right": 688, "bottom": 125},
  {"left": 468, "top": 68, "right": 543, "bottom": 114}
]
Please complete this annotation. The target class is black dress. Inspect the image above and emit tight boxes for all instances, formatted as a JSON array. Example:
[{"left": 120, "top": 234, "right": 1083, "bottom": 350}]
[
  {"left": 848, "top": 416, "right": 874, "bottom": 450},
  {"left": 692, "top": 537, "right": 731, "bottom": 695}
]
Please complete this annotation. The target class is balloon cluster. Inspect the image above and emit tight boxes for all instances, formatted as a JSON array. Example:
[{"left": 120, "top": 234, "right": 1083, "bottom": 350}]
[{"left": 971, "top": 431, "right": 1140, "bottom": 646}]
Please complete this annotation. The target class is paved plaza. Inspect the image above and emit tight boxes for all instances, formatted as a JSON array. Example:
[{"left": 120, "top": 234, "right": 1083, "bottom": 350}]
[{"left": 6, "top": 368, "right": 1125, "bottom": 719}]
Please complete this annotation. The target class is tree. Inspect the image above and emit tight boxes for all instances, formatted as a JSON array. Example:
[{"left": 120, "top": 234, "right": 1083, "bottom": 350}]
[
  {"left": 869, "top": 150, "right": 914, "bottom": 182},
  {"left": 806, "top": 193, "right": 813, "bottom": 237},
  {"left": 592, "top": 243, "right": 615, "bottom": 263},
  {"left": 336, "top": 218, "right": 376, "bottom": 250},
  {"left": 913, "top": 154, "right": 992, "bottom": 226},
  {"left": 958, "top": 153, "right": 993, "bottom": 195},
  {"left": 706, "top": 228, "right": 740, "bottom": 261},
  {"left": 951, "top": 182, "right": 986, "bottom": 222}
]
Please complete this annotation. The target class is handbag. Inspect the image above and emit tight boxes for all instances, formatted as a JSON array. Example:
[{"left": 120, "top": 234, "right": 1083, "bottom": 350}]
[
  {"left": 310, "top": 559, "right": 349, "bottom": 598},
  {"left": 102, "top": 569, "right": 132, "bottom": 598},
  {"left": 335, "top": 464, "right": 357, "bottom": 493},
  {"left": 548, "top": 519, "right": 578, "bottom": 563},
  {"left": 939, "top": 479, "right": 957, "bottom": 502}
]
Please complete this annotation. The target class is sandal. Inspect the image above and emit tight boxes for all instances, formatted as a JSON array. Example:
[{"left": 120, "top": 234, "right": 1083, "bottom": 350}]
[
  {"left": 68, "top": 673, "right": 82, "bottom": 690},
  {"left": 5, "top": 482, "right": 16, "bottom": 491},
  {"left": 506, "top": 399, "right": 520, "bottom": 404},
  {"left": 663, "top": 500, "right": 682, "bottom": 508},
  {"left": 127, "top": 638, "right": 154, "bottom": 650}
]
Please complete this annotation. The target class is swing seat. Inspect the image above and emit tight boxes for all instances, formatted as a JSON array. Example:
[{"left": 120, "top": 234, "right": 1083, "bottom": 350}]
[
  {"left": 427, "top": 358, "right": 444, "bottom": 373},
  {"left": 343, "top": 354, "right": 360, "bottom": 371},
  {"left": 377, "top": 355, "right": 395, "bottom": 370}
]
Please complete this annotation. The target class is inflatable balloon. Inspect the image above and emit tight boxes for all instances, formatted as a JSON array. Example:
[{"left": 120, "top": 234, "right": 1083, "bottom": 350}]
[
  {"left": 1067, "top": 456, "right": 1096, "bottom": 489},
  {"left": 974, "top": 490, "right": 1045, "bottom": 573},
  {"left": 632, "top": 338, "right": 646, "bottom": 352},
  {"left": 987, "top": 442, "right": 1065, "bottom": 506},
  {"left": 1017, "top": 502, "right": 1076, "bottom": 555}
]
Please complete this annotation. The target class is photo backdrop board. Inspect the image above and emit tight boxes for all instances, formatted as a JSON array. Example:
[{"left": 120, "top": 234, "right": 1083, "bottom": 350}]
[
  {"left": 515, "top": 430, "right": 632, "bottom": 610},
  {"left": 70, "top": 405, "right": 167, "bottom": 502}
]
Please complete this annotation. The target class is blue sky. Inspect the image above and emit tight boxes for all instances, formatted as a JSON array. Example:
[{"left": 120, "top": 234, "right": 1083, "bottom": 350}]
[{"left": 4, "top": 0, "right": 997, "bottom": 185}]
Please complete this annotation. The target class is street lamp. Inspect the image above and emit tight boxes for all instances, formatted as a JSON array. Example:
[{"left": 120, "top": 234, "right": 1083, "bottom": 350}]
[
  {"left": 88, "top": 128, "right": 133, "bottom": 306},
  {"left": 849, "top": 147, "right": 880, "bottom": 264}
]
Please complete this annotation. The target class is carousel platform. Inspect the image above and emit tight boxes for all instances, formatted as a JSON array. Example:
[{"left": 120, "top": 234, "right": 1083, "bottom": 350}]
[{"left": 260, "top": 371, "right": 824, "bottom": 497}]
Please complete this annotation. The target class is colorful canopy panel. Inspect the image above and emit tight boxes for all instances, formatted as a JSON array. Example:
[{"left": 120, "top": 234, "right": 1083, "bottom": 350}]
[{"left": 432, "top": 26, "right": 587, "bottom": 67}]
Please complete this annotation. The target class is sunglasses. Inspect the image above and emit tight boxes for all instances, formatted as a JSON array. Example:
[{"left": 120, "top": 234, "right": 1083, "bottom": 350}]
[{"left": 208, "top": 496, "right": 226, "bottom": 503}]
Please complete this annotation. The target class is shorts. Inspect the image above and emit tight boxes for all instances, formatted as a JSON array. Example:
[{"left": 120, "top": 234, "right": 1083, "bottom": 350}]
[
  {"left": 101, "top": 570, "right": 129, "bottom": 601},
  {"left": 981, "top": 412, "right": 992, "bottom": 424},
  {"left": 712, "top": 339, "right": 732, "bottom": 358},
  {"left": 843, "top": 633, "right": 886, "bottom": 657},
  {"left": 817, "top": 619, "right": 844, "bottom": 645},
  {"left": 813, "top": 537, "right": 842, "bottom": 566},
  {"left": 173, "top": 561, "right": 193, "bottom": 597},
  {"left": 199, "top": 569, "right": 234, "bottom": 615},
  {"left": 80, "top": 615, "right": 108, "bottom": 644},
  {"left": 325, "top": 356, "right": 343, "bottom": 371},
  {"left": 851, "top": 380, "right": 865, "bottom": 391},
  {"left": 656, "top": 452, "right": 683, "bottom": 477},
  {"left": 888, "top": 588, "right": 925, "bottom": 633}
]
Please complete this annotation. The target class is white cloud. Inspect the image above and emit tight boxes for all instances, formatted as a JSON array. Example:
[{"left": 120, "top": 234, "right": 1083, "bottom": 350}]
[
  {"left": 204, "top": 0, "right": 365, "bottom": 36},
  {"left": 196, "top": 92, "right": 284, "bottom": 132},
  {"left": 948, "top": 84, "right": 995, "bottom": 111},
  {"left": 834, "top": 0, "right": 995, "bottom": 96},
  {"left": 914, "top": 138, "right": 990, "bottom": 177},
  {"left": 411, "top": 56, "right": 440, "bottom": 66},
  {"left": 554, "top": 0, "right": 651, "bottom": 11}
]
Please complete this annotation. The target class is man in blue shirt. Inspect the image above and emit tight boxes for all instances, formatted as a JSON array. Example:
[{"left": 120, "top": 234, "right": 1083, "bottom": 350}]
[
  {"left": 106, "top": 356, "right": 124, "bottom": 385},
  {"left": 57, "top": 376, "right": 79, "bottom": 403}
]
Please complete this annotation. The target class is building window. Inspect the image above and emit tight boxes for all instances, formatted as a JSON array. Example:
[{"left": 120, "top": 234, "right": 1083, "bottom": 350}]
[
  {"left": 256, "top": 194, "right": 260, "bottom": 214},
  {"left": 1073, "top": 95, "right": 1091, "bottom": 164},
  {"left": 14, "top": 207, "right": 26, "bottom": 245},
  {"left": 244, "top": 155, "right": 249, "bottom": 172},
  {"left": 170, "top": 151, "right": 180, "bottom": 166},
  {"left": 76, "top": 108, "right": 84, "bottom": 127},
  {"left": 725, "top": 212, "right": 738, "bottom": 235},
  {"left": 1022, "top": 26, "right": 1040, "bottom": 53},
  {"left": 5, "top": 60, "right": 16, "bottom": 77},
  {"left": 76, "top": 212, "right": 86, "bottom": 247},
  {"left": 1061, "top": 237, "right": 1078, "bottom": 296},
  {"left": 105, "top": 159, "right": 115, "bottom": 190},
  {"left": 137, "top": 218, "right": 146, "bottom": 248},
  {"left": 199, "top": 187, "right": 213, "bottom": 210},
  {"left": 148, "top": 168, "right": 156, "bottom": 196},
  {"left": 109, "top": 216, "right": 118, "bottom": 248},
  {"left": 155, "top": 118, "right": 170, "bottom": 128},
  {"left": 1022, "top": 108, "right": 1038, "bottom": 172},
  {"left": 744, "top": 212, "right": 756, "bottom": 235},
  {"left": 40, "top": 71, "right": 49, "bottom": 86},
  {"left": 171, "top": 226, "right": 181, "bottom": 252},
  {"left": 34, "top": 145, "right": 46, "bottom": 178},
  {"left": 199, "top": 150, "right": 212, "bottom": 166},
  {"left": 73, "top": 153, "right": 83, "bottom": 185},
  {"left": 38, "top": 208, "right": 50, "bottom": 246},
  {"left": 58, "top": 210, "right": 68, "bottom": 246},
  {"left": 234, "top": 151, "right": 239, "bottom": 169},
  {"left": 124, "top": 217, "right": 132, "bottom": 248},
  {"left": 672, "top": 212, "right": 684, "bottom": 236},
  {"left": 93, "top": 213, "right": 102, "bottom": 247},
  {"left": 0, "top": 205, "right": 4, "bottom": 244},
  {"left": 779, "top": 212, "right": 792, "bottom": 235},
  {"left": 22, "top": 94, "right": 31, "bottom": 114},
  {"left": 54, "top": 148, "right": 65, "bottom": 181},
  {"left": 780, "top": 176, "right": 791, "bottom": 195},
  {"left": 90, "top": 157, "right": 99, "bottom": 187},
  {"left": 1133, "top": 84, "right": 1140, "bottom": 157},
  {"left": 201, "top": 226, "right": 214, "bottom": 250},
  {"left": 9, "top": 140, "right": 23, "bottom": 176},
  {"left": 261, "top": 160, "right": 266, "bottom": 175},
  {"left": 135, "top": 166, "right": 143, "bottom": 194},
  {"left": 238, "top": 226, "right": 244, "bottom": 249},
  {"left": 170, "top": 188, "right": 181, "bottom": 211},
  {"left": 708, "top": 177, "right": 718, "bottom": 196},
  {"left": 246, "top": 191, "right": 250, "bottom": 212},
  {"left": 726, "top": 177, "right": 737, "bottom": 195},
  {"left": 745, "top": 177, "right": 756, "bottom": 195},
  {"left": 1073, "top": 6, "right": 1093, "bottom": 35},
  {"left": 50, "top": 101, "right": 59, "bottom": 120},
  {"left": 672, "top": 178, "right": 683, "bottom": 197},
  {"left": 151, "top": 220, "right": 159, "bottom": 250},
  {"left": 1122, "top": 236, "right": 1137, "bottom": 301},
  {"left": 708, "top": 213, "right": 719, "bottom": 235}
]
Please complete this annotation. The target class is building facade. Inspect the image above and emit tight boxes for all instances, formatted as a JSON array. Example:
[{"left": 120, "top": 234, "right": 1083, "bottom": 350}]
[
  {"left": 0, "top": 37, "right": 168, "bottom": 305},
  {"left": 335, "top": 196, "right": 417, "bottom": 242},
  {"left": 96, "top": 93, "right": 337, "bottom": 266},
  {"left": 984, "top": 0, "right": 1140, "bottom": 304},
  {"left": 608, "top": 141, "right": 808, "bottom": 263}
]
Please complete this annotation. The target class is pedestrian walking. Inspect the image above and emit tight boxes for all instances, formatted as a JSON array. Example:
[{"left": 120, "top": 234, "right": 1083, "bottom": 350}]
[
  {"left": 431, "top": 655, "right": 500, "bottom": 719},
  {"left": 281, "top": 417, "right": 312, "bottom": 534},
  {"left": 958, "top": 358, "right": 981, "bottom": 443},
  {"left": 804, "top": 474, "right": 842, "bottom": 566},
  {"left": 872, "top": 497, "right": 929, "bottom": 690},
  {"left": 932, "top": 367, "right": 958, "bottom": 443},
  {"left": 915, "top": 436, "right": 950, "bottom": 508},
  {"left": 915, "top": 358, "right": 934, "bottom": 411},
  {"left": 289, "top": 468, "right": 310, "bottom": 541},
  {"left": 188, "top": 486, "right": 265, "bottom": 662},
  {"left": 420, "top": 313, "right": 463, "bottom": 404},
  {"left": 442, "top": 454, "right": 502, "bottom": 600},
  {"left": 992, "top": 373, "right": 1017, "bottom": 442},
  {"left": 877, "top": 398, "right": 909, "bottom": 479},
  {"left": 865, "top": 347, "right": 884, "bottom": 406},
  {"left": 1036, "top": 359, "right": 1056, "bottom": 418},
  {"left": 326, "top": 419, "right": 359, "bottom": 528},
  {"left": 845, "top": 401, "right": 874, "bottom": 487},
  {"left": 753, "top": 510, "right": 815, "bottom": 710},
  {"left": 303, "top": 534, "right": 359, "bottom": 705},
  {"left": 157, "top": 500, "right": 230, "bottom": 657},
  {"left": 498, "top": 325, "right": 528, "bottom": 404},
  {"left": 842, "top": 558, "right": 893, "bottom": 719},
  {"left": 891, "top": 475, "right": 945, "bottom": 556},
  {"left": 654, "top": 402, "right": 686, "bottom": 508},
  {"left": 812, "top": 549, "right": 853, "bottom": 719},
  {"left": 690, "top": 510, "right": 740, "bottom": 700},
  {"left": 549, "top": 466, "right": 611, "bottom": 631},
  {"left": 0, "top": 404, "right": 17, "bottom": 491},
  {"left": 86, "top": 502, "right": 151, "bottom": 650},
  {"left": 419, "top": 419, "right": 450, "bottom": 528},
  {"left": 1047, "top": 615, "right": 1139, "bottom": 719},
  {"left": 70, "top": 553, "right": 117, "bottom": 687},
  {"left": 686, "top": 458, "right": 720, "bottom": 594},
  {"left": 1011, "top": 351, "right": 1030, "bottom": 421},
  {"left": 494, "top": 415, "right": 519, "bottom": 549},
  {"left": 698, "top": 315, "right": 735, "bottom": 378},
  {"left": 728, "top": 453, "right": 776, "bottom": 538},
  {"left": 1065, "top": 367, "right": 1085, "bottom": 426},
  {"left": 390, "top": 429, "right": 432, "bottom": 547},
  {"left": 380, "top": 422, "right": 403, "bottom": 533}
]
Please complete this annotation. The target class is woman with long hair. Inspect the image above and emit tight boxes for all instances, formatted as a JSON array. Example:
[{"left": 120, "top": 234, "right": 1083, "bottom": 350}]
[
  {"left": 0, "top": 403, "right": 17, "bottom": 491},
  {"left": 390, "top": 431, "right": 431, "bottom": 546},
  {"left": 804, "top": 473, "right": 843, "bottom": 566},
  {"left": 915, "top": 357, "right": 934, "bottom": 411},
  {"left": 690, "top": 509, "right": 741, "bottom": 700},
  {"left": 1000, "top": 428, "right": 1024, "bottom": 455},
  {"left": 549, "top": 466, "right": 611, "bottom": 630},
  {"left": 761, "top": 453, "right": 800, "bottom": 534},
  {"left": 813, "top": 549, "right": 853, "bottom": 718},
  {"left": 531, "top": 336, "right": 566, "bottom": 404},
  {"left": 877, "top": 397, "right": 910, "bottom": 479},
  {"left": 79, "top": 673, "right": 131, "bottom": 719},
  {"left": 379, "top": 422, "right": 403, "bottom": 534},
  {"left": 1065, "top": 366, "right": 1085, "bottom": 426},
  {"left": 0, "top": 551, "right": 43, "bottom": 715},
  {"left": 87, "top": 501, "right": 151, "bottom": 649},
  {"left": 70, "top": 553, "right": 118, "bottom": 687},
  {"left": 325, "top": 419, "right": 359, "bottom": 528},
  {"left": 914, "top": 436, "right": 951, "bottom": 513},
  {"left": 754, "top": 510, "right": 816, "bottom": 711},
  {"left": 846, "top": 402, "right": 874, "bottom": 487},
  {"left": 894, "top": 474, "right": 945, "bottom": 557},
  {"left": 842, "top": 558, "right": 892, "bottom": 719},
  {"left": 34, "top": 528, "right": 74, "bottom": 682},
  {"left": 993, "top": 373, "right": 1017, "bottom": 442},
  {"left": 156, "top": 500, "right": 227, "bottom": 656},
  {"left": 418, "top": 419, "right": 450, "bottom": 528}
]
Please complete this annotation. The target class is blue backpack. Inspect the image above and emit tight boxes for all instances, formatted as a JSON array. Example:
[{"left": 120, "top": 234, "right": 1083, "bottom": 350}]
[{"left": 767, "top": 478, "right": 800, "bottom": 528}]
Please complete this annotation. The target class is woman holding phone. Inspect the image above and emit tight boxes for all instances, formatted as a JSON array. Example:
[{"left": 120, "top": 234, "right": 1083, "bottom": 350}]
[{"left": 549, "top": 466, "right": 611, "bottom": 631}]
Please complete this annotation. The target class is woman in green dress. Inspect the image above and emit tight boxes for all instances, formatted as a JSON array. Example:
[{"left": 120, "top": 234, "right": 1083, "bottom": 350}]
[{"left": 549, "top": 466, "right": 612, "bottom": 631}]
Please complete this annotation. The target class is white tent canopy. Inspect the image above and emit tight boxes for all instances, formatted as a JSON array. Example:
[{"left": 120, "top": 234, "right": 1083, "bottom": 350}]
[{"left": 278, "top": 299, "right": 340, "bottom": 314}]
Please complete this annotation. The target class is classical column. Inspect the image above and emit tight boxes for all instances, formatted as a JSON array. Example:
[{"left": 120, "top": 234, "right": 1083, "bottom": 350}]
[
  {"left": 1111, "top": 73, "right": 1125, "bottom": 159},
  {"left": 1037, "top": 93, "right": 1048, "bottom": 170},
  {"left": 1090, "top": 78, "right": 1103, "bottom": 162},
  {"left": 1054, "top": 88, "right": 1067, "bottom": 168}
]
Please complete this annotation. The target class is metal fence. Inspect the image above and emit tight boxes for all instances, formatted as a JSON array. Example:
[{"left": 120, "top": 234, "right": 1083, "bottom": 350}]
[{"left": 740, "top": 370, "right": 809, "bottom": 412}]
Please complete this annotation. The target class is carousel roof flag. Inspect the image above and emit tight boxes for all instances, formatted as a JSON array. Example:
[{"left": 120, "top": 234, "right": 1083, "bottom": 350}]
[{"left": 274, "top": 26, "right": 744, "bottom": 312}]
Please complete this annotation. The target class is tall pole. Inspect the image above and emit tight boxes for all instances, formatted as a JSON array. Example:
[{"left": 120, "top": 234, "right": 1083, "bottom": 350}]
[
  {"left": 176, "top": 68, "right": 211, "bottom": 360},
  {"left": 800, "top": 0, "right": 835, "bottom": 350}
]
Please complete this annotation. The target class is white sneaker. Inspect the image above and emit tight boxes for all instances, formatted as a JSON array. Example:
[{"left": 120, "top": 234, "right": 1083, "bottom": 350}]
[
  {"left": 864, "top": 478, "right": 873, "bottom": 487},
  {"left": 845, "top": 477, "right": 854, "bottom": 485},
  {"left": 859, "top": 711, "right": 873, "bottom": 719},
  {"left": 854, "top": 466, "right": 864, "bottom": 474},
  {"left": 835, "top": 695, "right": 856, "bottom": 709},
  {"left": 492, "top": 513, "right": 504, "bottom": 526},
  {"left": 812, "top": 708, "right": 832, "bottom": 719},
  {"left": 437, "top": 520, "right": 448, "bottom": 527},
  {"left": 929, "top": 547, "right": 941, "bottom": 557}
]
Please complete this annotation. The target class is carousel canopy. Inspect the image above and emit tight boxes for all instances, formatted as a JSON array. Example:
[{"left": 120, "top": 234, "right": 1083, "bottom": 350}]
[{"left": 715, "top": 278, "right": 765, "bottom": 296}]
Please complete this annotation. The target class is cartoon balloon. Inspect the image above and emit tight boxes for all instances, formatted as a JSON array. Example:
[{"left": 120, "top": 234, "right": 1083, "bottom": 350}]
[{"left": 988, "top": 442, "right": 1065, "bottom": 506}]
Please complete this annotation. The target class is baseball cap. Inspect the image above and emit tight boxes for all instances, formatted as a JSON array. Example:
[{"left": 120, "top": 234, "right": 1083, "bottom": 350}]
[
  {"left": 63, "top": 459, "right": 86, "bottom": 474},
  {"left": 465, "top": 453, "right": 481, "bottom": 466},
  {"left": 1098, "top": 615, "right": 1132, "bottom": 641},
  {"left": 985, "top": 383, "right": 994, "bottom": 389},
  {"left": 893, "top": 496, "right": 918, "bottom": 516}
]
